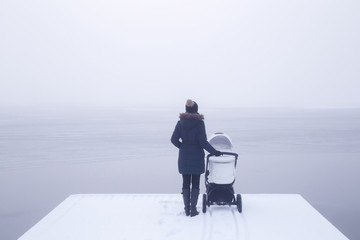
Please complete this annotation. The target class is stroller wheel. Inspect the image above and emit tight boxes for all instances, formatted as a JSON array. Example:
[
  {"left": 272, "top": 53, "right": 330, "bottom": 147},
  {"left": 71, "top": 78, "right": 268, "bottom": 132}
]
[
  {"left": 202, "top": 194, "right": 207, "bottom": 213},
  {"left": 236, "top": 194, "right": 242, "bottom": 213}
]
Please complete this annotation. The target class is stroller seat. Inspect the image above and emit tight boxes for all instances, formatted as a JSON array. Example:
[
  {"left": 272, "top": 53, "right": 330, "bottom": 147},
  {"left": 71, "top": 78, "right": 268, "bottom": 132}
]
[{"left": 208, "top": 155, "right": 236, "bottom": 184}]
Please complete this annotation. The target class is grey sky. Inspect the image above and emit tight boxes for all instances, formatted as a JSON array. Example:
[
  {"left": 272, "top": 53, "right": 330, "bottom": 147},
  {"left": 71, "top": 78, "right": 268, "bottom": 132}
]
[{"left": 1, "top": 0, "right": 359, "bottom": 108}]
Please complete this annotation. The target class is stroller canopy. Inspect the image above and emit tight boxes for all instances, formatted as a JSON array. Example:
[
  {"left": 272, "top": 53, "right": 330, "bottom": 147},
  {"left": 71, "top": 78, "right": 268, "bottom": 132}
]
[{"left": 208, "top": 133, "right": 233, "bottom": 151}]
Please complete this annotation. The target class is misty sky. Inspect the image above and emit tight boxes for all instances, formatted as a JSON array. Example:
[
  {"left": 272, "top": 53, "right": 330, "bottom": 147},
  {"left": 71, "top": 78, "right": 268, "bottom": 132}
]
[{"left": 1, "top": 0, "right": 359, "bottom": 108}]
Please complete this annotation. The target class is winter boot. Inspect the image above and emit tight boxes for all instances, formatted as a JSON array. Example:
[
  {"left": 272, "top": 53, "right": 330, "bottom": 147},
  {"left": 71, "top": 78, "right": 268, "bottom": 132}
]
[
  {"left": 182, "top": 188, "right": 190, "bottom": 216},
  {"left": 190, "top": 188, "right": 200, "bottom": 217}
]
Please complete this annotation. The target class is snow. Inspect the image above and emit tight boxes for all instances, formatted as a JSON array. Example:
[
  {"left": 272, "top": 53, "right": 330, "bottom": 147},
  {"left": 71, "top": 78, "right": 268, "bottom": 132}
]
[{"left": 19, "top": 194, "right": 348, "bottom": 240}]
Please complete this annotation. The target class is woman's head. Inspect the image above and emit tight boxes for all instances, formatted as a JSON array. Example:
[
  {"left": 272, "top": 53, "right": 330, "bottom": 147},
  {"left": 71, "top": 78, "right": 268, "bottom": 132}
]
[{"left": 186, "top": 99, "right": 198, "bottom": 113}]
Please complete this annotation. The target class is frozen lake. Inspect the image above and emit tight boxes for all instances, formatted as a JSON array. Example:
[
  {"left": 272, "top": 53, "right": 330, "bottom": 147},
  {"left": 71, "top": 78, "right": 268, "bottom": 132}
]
[{"left": 0, "top": 107, "right": 359, "bottom": 239}]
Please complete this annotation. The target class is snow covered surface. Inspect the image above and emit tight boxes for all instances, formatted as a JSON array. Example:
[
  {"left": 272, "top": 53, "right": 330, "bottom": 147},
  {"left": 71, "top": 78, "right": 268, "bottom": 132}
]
[{"left": 19, "top": 194, "right": 348, "bottom": 240}]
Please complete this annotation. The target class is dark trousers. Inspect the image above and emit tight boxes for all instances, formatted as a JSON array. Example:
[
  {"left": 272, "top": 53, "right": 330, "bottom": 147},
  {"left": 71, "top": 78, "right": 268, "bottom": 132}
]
[{"left": 182, "top": 174, "right": 200, "bottom": 190}]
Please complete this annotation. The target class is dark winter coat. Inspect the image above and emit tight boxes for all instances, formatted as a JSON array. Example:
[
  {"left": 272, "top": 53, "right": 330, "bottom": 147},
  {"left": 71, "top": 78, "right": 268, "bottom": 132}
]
[{"left": 171, "top": 113, "right": 217, "bottom": 175}]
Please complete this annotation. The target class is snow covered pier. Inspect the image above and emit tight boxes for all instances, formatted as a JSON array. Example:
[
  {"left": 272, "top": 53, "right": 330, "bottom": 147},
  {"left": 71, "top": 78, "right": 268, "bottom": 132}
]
[{"left": 19, "top": 194, "right": 348, "bottom": 240}]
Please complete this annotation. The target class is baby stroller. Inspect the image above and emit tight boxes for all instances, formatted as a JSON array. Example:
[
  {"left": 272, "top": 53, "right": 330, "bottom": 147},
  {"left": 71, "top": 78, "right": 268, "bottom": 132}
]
[{"left": 202, "top": 133, "right": 242, "bottom": 213}]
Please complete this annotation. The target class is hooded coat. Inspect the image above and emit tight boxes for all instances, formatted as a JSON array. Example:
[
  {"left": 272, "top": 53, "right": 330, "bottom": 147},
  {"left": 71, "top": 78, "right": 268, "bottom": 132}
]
[{"left": 171, "top": 112, "right": 217, "bottom": 174}]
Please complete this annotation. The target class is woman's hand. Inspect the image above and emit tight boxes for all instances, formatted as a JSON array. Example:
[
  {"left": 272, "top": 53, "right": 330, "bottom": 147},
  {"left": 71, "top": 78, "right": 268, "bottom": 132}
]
[{"left": 214, "top": 151, "right": 222, "bottom": 156}]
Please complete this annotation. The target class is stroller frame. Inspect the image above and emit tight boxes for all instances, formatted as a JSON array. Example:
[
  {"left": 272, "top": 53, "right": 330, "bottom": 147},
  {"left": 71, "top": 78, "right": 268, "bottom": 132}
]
[{"left": 202, "top": 152, "right": 242, "bottom": 213}]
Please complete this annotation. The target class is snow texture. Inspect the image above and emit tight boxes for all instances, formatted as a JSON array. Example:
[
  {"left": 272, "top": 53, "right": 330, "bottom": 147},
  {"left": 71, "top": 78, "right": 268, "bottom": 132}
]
[{"left": 19, "top": 194, "right": 348, "bottom": 240}]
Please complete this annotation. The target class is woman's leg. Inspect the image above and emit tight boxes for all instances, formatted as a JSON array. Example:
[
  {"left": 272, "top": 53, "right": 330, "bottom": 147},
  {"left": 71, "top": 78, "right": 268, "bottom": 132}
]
[
  {"left": 191, "top": 174, "right": 200, "bottom": 190},
  {"left": 182, "top": 174, "right": 191, "bottom": 216},
  {"left": 182, "top": 174, "right": 191, "bottom": 190},
  {"left": 190, "top": 174, "right": 200, "bottom": 216}
]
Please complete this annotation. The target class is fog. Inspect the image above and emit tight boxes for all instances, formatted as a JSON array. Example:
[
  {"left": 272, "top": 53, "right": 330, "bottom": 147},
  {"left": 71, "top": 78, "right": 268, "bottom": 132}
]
[
  {"left": 1, "top": 0, "right": 359, "bottom": 108},
  {"left": 1, "top": 1, "right": 360, "bottom": 239}
]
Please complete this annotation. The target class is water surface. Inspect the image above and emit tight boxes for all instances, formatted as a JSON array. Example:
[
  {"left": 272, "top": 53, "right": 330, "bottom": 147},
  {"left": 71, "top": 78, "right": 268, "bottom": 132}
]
[{"left": 0, "top": 107, "right": 359, "bottom": 239}]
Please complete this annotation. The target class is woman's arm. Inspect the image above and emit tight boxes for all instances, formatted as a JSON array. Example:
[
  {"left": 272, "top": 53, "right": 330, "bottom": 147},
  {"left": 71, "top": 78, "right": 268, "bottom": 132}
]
[
  {"left": 198, "top": 121, "right": 217, "bottom": 154},
  {"left": 171, "top": 122, "right": 182, "bottom": 148}
]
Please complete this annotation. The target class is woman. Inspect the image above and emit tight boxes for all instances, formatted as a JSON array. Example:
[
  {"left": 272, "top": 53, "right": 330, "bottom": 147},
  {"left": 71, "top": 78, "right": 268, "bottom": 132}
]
[{"left": 171, "top": 99, "right": 221, "bottom": 217}]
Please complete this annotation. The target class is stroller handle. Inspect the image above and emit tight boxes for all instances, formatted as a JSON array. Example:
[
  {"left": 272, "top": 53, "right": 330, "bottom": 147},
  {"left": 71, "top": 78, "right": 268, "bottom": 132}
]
[{"left": 207, "top": 152, "right": 238, "bottom": 160}]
